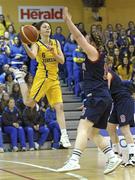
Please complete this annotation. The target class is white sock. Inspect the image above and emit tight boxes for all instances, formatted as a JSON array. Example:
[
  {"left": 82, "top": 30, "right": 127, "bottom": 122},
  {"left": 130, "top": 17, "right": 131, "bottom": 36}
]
[
  {"left": 112, "top": 143, "right": 121, "bottom": 155},
  {"left": 17, "top": 78, "right": 25, "bottom": 84},
  {"left": 61, "top": 129, "right": 67, "bottom": 136},
  {"left": 70, "top": 149, "right": 82, "bottom": 163},
  {"left": 127, "top": 143, "right": 135, "bottom": 156},
  {"left": 102, "top": 146, "right": 115, "bottom": 161}
]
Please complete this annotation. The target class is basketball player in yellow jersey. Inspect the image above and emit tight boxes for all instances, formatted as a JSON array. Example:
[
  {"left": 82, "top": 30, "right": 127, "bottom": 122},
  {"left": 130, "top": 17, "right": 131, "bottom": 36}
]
[{"left": 9, "top": 21, "right": 71, "bottom": 148}]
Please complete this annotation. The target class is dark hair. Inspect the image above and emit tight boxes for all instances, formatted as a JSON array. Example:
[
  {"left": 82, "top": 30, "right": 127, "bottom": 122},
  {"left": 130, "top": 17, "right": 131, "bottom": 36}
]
[
  {"left": 7, "top": 24, "right": 16, "bottom": 34},
  {"left": 5, "top": 72, "right": 14, "bottom": 81},
  {"left": 121, "top": 55, "right": 130, "bottom": 74},
  {"left": 0, "top": 14, "right": 6, "bottom": 28},
  {"left": 33, "top": 21, "right": 52, "bottom": 31}
]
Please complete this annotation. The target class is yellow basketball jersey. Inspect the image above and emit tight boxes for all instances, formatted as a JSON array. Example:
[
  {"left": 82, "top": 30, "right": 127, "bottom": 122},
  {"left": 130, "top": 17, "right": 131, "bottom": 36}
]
[{"left": 36, "top": 39, "right": 59, "bottom": 80}]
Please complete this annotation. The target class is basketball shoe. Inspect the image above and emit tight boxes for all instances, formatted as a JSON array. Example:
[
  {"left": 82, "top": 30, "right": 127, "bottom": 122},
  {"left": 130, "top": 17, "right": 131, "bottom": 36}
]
[
  {"left": 57, "top": 159, "right": 80, "bottom": 172},
  {"left": 125, "top": 154, "right": 135, "bottom": 167},
  {"left": 104, "top": 155, "right": 122, "bottom": 174},
  {"left": 60, "top": 134, "right": 71, "bottom": 148}
]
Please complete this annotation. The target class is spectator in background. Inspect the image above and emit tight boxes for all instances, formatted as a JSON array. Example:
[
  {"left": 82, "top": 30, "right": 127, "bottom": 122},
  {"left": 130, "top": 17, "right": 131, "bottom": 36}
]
[
  {"left": 23, "top": 106, "right": 49, "bottom": 150},
  {"left": 127, "top": 21, "right": 135, "bottom": 36},
  {"left": 113, "top": 48, "right": 121, "bottom": 71},
  {"left": 0, "top": 83, "right": 5, "bottom": 100},
  {"left": 0, "top": 14, "right": 7, "bottom": 36},
  {"left": 11, "top": 83, "right": 22, "bottom": 101},
  {"left": 117, "top": 54, "right": 133, "bottom": 80},
  {"left": 78, "top": 22, "right": 87, "bottom": 36},
  {"left": 127, "top": 44, "right": 135, "bottom": 63},
  {"left": 0, "top": 64, "right": 10, "bottom": 83},
  {"left": 115, "top": 23, "right": 123, "bottom": 36},
  {"left": 2, "top": 97, "right": 26, "bottom": 151},
  {"left": 106, "top": 24, "right": 113, "bottom": 39},
  {"left": 53, "top": 26, "right": 65, "bottom": 51},
  {"left": 7, "top": 24, "right": 16, "bottom": 40},
  {"left": 11, "top": 83, "right": 25, "bottom": 115},
  {"left": 73, "top": 45, "right": 85, "bottom": 97},
  {"left": 53, "top": 26, "right": 66, "bottom": 83},
  {"left": 63, "top": 34, "right": 77, "bottom": 90},
  {"left": 45, "top": 106, "right": 61, "bottom": 149},
  {"left": 112, "top": 31, "right": 118, "bottom": 46},
  {"left": 5, "top": 72, "right": 15, "bottom": 95},
  {"left": 0, "top": 39, "right": 10, "bottom": 71},
  {"left": 106, "top": 40, "right": 115, "bottom": 56},
  {"left": 0, "top": 118, "right": 4, "bottom": 152},
  {"left": 90, "top": 24, "right": 97, "bottom": 34},
  {"left": 117, "top": 28, "right": 131, "bottom": 54},
  {"left": 9, "top": 36, "right": 28, "bottom": 69},
  {"left": 129, "top": 29, "right": 135, "bottom": 45},
  {"left": 0, "top": 92, "right": 10, "bottom": 115}
]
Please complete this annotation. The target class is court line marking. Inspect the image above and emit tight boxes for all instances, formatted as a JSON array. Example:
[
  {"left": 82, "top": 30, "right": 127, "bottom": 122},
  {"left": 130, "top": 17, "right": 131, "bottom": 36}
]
[
  {"left": 0, "top": 160, "right": 88, "bottom": 180},
  {"left": 0, "top": 168, "right": 36, "bottom": 180}
]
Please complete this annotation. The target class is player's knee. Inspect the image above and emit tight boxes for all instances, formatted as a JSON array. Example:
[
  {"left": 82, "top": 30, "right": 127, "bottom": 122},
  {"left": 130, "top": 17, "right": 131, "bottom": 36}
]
[
  {"left": 120, "top": 125, "right": 130, "bottom": 136},
  {"left": 54, "top": 103, "right": 64, "bottom": 112},
  {"left": 90, "top": 128, "right": 99, "bottom": 139},
  {"left": 107, "top": 123, "right": 116, "bottom": 134}
]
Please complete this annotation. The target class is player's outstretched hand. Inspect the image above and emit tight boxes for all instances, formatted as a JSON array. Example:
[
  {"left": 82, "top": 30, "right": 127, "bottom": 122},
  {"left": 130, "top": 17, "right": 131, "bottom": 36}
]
[{"left": 63, "top": 7, "right": 72, "bottom": 22}]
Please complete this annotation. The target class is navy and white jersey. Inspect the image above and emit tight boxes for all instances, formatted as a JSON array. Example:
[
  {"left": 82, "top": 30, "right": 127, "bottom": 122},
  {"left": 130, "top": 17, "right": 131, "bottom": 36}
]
[
  {"left": 83, "top": 54, "right": 110, "bottom": 97},
  {"left": 109, "top": 69, "right": 131, "bottom": 102}
]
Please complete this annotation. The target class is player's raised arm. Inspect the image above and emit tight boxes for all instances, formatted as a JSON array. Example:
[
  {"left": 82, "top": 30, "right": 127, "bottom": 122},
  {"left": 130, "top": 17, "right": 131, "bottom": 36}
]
[{"left": 63, "top": 7, "right": 99, "bottom": 61}]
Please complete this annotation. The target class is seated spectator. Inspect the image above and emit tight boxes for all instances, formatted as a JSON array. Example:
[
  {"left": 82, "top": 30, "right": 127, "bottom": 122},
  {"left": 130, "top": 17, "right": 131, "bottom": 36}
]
[
  {"left": 5, "top": 72, "right": 15, "bottom": 95},
  {"left": 0, "top": 14, "right": 12, "bottom": 36},
  {"left": 2, "top": 97, "right": 26, "bottom": 151},
  {"left": 0, "top": 64, "right": 10, "bottom": 83},
  {"left": 23, "top": 106, "right": 49, "bottom": 150},
  {"left": 0, "top": 117, "right": 4, "bottom": 152},
  {"left": 7, "top": 24, "right": 16, "bottom": 40},
  {"left": 78, "top": 22, "right": 87, "bottom": 36},
  {"left": 45, "top": 106, "right": 61, "bottom": 149},
  {"left": 11, "top": 83, "right": 22, "bottom": 101},
  {"left": 9, "top": 36, "right": 28, "bottom": 69},
  {"left": 117, "top": 54, "right": 133, "bottom": 80},
  {"left": 113, "top": 48, "right": 121, "bottom": 71},
  {"left": 0, "top": 92, "right": 10, "bottom": 115},
  {"left": 0, "top": 83, "right": 5, "bottom": 100}
]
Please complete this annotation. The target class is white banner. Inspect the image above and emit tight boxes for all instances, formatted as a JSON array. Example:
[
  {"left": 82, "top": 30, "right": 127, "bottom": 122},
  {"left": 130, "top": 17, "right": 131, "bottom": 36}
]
[{"left": 18, "top": 6, "right": 64, "bottom": 22}]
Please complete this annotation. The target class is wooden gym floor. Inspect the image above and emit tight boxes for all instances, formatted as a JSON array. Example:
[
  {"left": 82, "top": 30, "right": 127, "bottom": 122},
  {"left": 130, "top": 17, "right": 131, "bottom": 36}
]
[{"left": 0, "top": 148, "right": 134, "bottom": 180}]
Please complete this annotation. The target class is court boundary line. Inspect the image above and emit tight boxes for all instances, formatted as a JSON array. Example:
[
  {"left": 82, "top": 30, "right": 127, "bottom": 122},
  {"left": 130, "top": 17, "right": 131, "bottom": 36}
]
[
  {"left": 0, "top": 168, "right": 36, "bottom": 180},
  {"left": 0, "top": 160, "right": 88, "bottom": 180}
]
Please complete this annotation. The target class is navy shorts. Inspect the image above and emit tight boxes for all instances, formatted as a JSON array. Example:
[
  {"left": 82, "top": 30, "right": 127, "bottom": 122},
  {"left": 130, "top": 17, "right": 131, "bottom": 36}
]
[
  {"left": 80, "top": 95, "right": 112, "bottom": 129},
  {"left": 109, "top": 97, "right": 134, "bottom": 127}
]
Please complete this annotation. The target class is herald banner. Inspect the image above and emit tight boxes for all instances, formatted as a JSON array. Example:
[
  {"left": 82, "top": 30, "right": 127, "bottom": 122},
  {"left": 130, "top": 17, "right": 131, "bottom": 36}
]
[{"left": 18, "top": 6, "right": 64, "bottom": 22}]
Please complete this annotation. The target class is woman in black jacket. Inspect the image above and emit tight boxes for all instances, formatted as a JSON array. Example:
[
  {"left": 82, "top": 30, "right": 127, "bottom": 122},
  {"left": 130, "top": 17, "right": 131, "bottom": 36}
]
[{"left": 23, "top": 106, "right": 49, "bottom": 150}]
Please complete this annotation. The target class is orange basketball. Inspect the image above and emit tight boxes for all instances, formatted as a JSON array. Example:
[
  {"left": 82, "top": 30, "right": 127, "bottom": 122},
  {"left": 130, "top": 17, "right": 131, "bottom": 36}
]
[{"left": 20, "top": 25, "right": 39, "bottom": 44}]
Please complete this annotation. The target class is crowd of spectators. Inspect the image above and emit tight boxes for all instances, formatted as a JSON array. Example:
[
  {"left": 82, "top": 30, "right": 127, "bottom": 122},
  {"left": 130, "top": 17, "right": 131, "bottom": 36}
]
[{"left": 0, "top": 13, "right": 135, "bottom": 152}]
